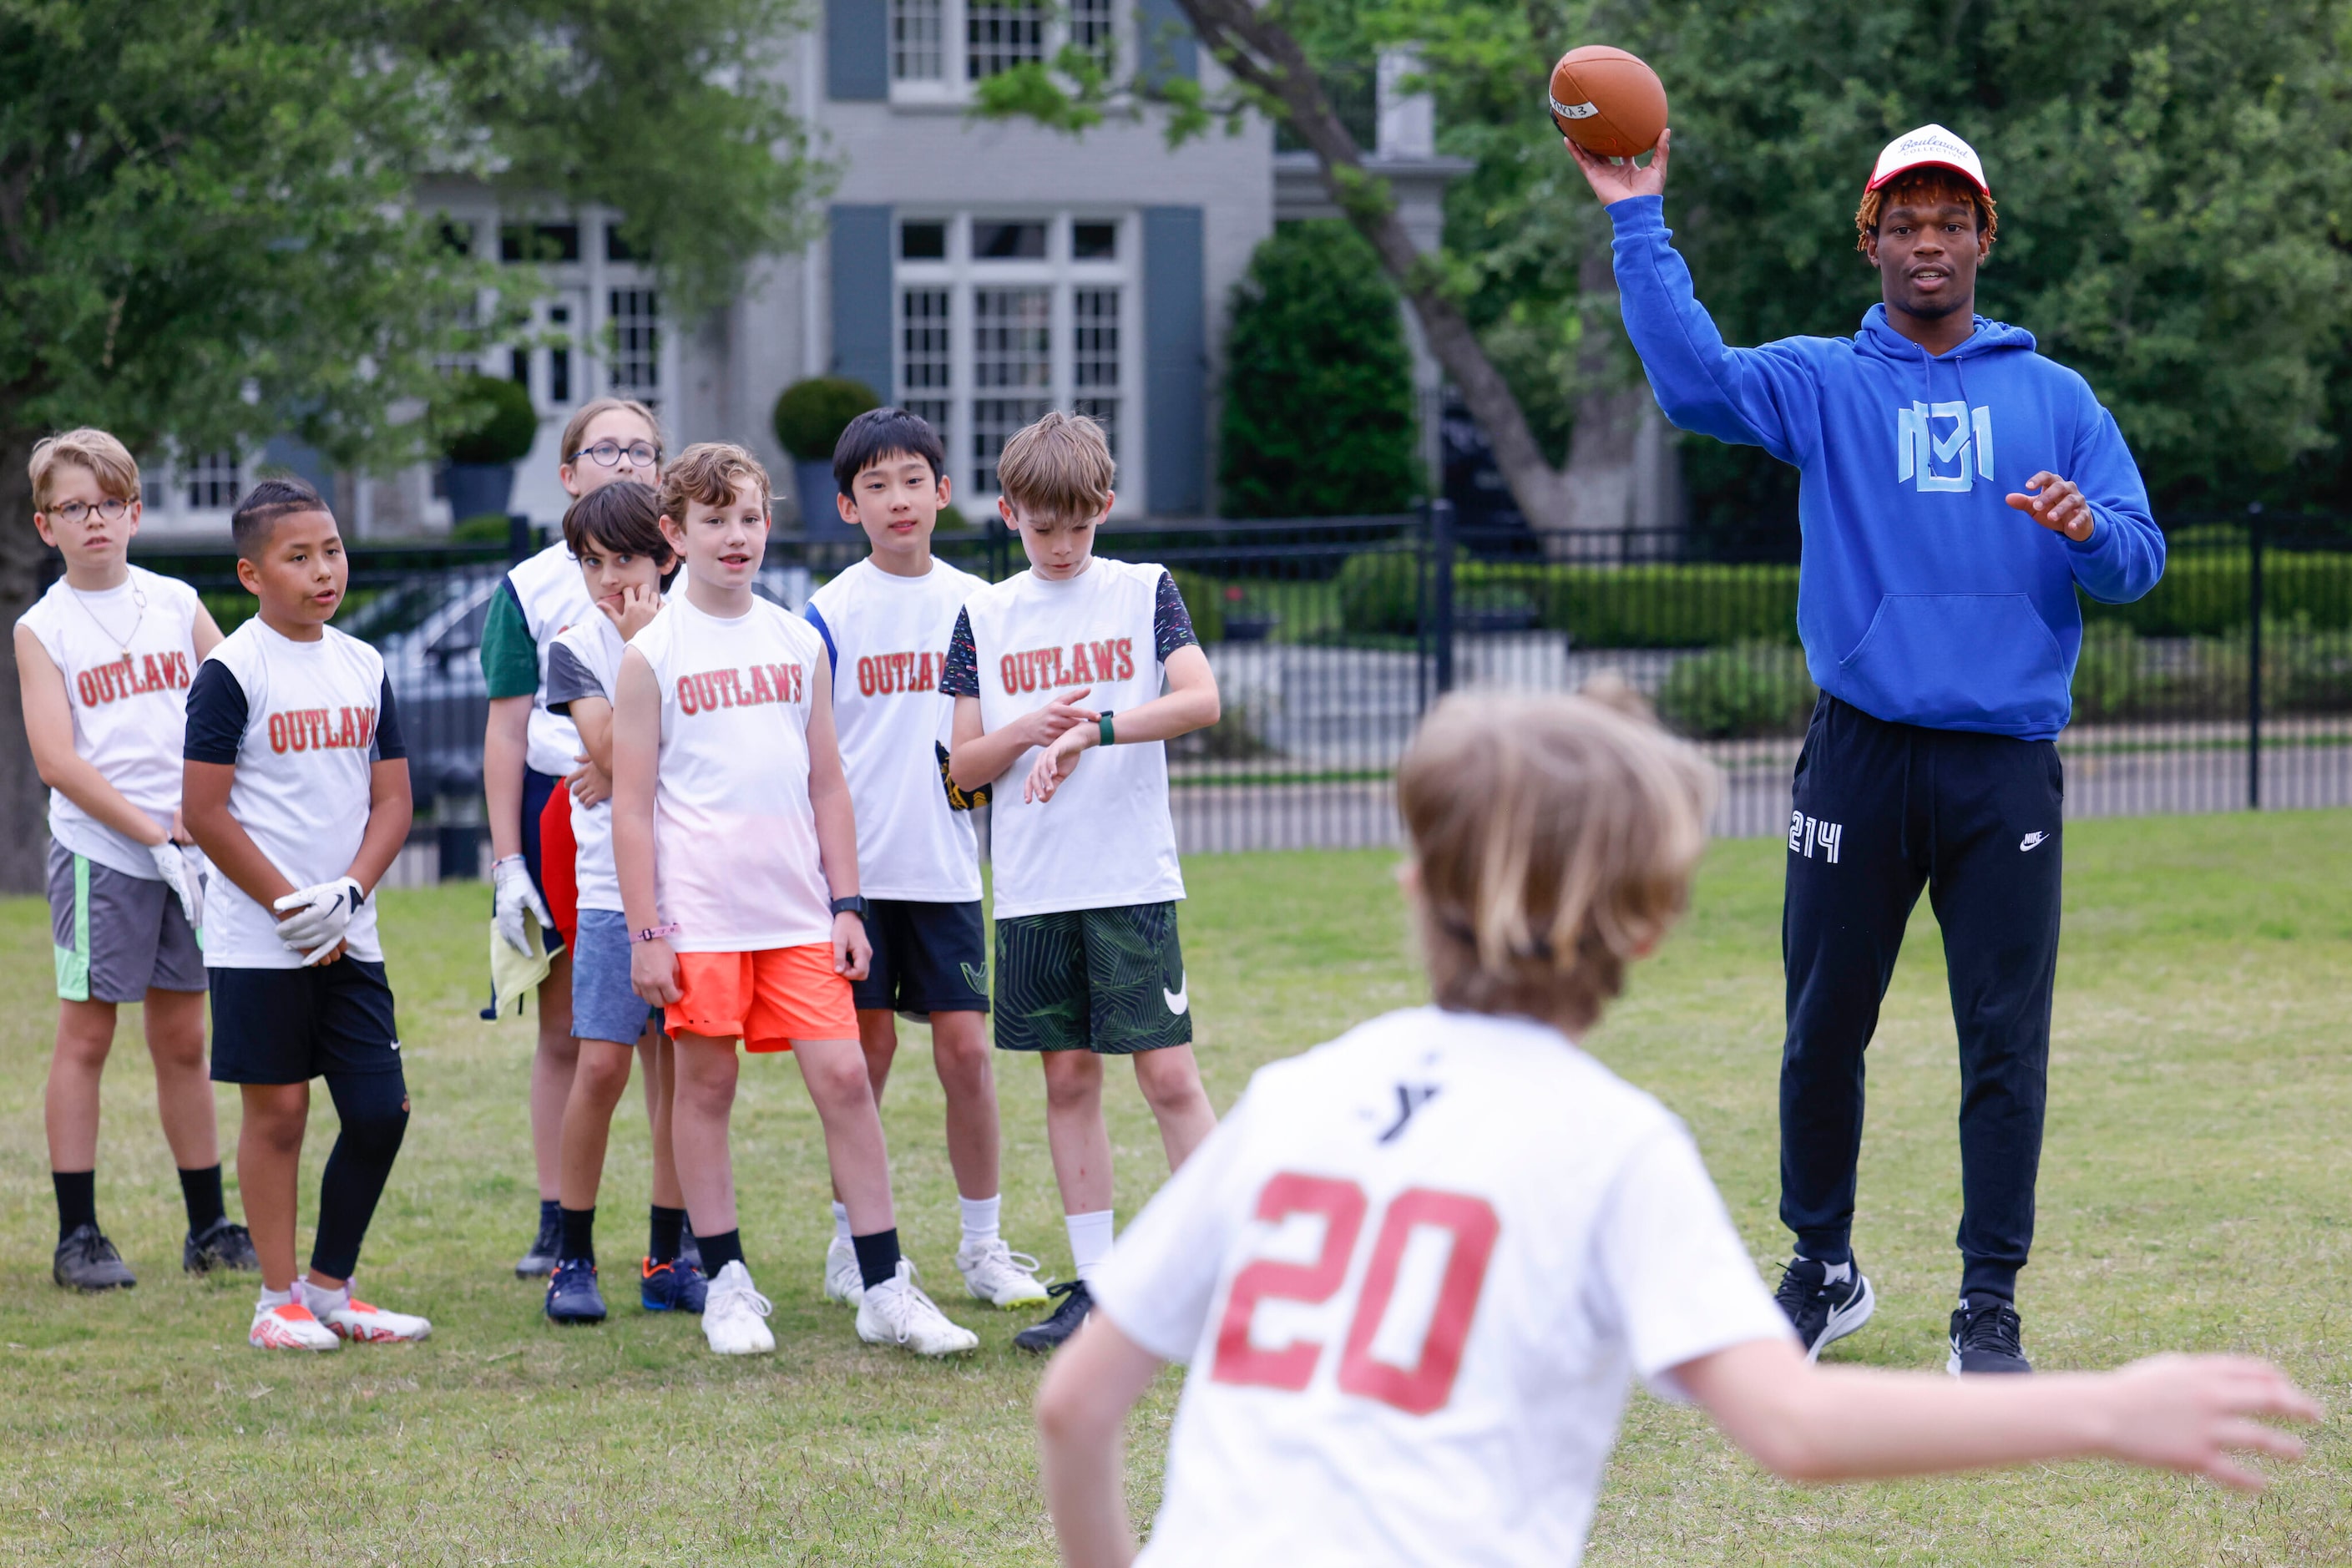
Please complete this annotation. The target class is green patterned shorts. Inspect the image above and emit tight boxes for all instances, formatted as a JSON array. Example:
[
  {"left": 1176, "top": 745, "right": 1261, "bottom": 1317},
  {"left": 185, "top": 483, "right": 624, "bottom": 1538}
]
[{"left": 993, "top": 902, "right": 1192, "bottom": 1055}]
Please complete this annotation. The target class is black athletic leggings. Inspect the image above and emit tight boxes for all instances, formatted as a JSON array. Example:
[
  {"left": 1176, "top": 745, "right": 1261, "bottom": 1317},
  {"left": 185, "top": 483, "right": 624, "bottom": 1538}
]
[{"left": 310, "top": 1070, "right": 410, "bottom": 1281}]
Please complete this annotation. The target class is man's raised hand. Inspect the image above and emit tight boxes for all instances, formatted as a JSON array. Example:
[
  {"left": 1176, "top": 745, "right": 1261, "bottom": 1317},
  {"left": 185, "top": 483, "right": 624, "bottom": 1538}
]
[
  {"left": 1566, "top": 128, "right": 1670, "bottom": 205},
  {"left": 2006, "top": 473, "right": 2095, "bottom": 542}
]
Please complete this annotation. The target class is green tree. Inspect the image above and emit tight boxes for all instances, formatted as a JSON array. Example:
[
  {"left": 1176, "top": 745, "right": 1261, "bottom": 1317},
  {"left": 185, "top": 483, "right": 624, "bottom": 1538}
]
[
  {"left": 1221, "top": 220, "right": 1421, "bottom": 517},
  {"left": 0, "top": 0, "right": 827, "bottom": 888}
]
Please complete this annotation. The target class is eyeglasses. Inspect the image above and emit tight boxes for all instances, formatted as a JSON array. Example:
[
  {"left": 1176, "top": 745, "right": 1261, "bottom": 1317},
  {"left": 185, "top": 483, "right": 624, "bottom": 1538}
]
[
  {"left": 47, "top": 498, "right": 132, "bottom": 525},
  {"left": 569, "top": 440, "right": 660, "bottom": 469}
]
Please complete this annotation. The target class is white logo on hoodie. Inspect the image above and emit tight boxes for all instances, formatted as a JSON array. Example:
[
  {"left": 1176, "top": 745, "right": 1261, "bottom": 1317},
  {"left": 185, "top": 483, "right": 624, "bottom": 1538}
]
[{"left": 1896, "top": 401, "right": 1995, "bottom": 492}]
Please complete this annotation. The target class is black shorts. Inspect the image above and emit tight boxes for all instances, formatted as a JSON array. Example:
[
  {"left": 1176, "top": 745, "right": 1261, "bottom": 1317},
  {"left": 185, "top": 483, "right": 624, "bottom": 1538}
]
[
  {"left": 210, "top": 959, "right": 406, "bottom": 1085},
  {"left": 994, "top": 902, "right": 1191, "bottom": 1055},
  {"left": 853, "top": 899, "right": 990, "bottom": 1016},
  {"left": 517, "top": 765, "right": 566, "bottom": 953}
]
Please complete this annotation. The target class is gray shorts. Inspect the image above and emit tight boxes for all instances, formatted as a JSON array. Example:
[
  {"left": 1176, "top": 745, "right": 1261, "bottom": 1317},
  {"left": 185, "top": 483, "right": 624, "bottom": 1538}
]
[
  {"left": 571, "top": 908, "right": 659, "bottom": 1046},
  {"left": 48, "top": 840, "right": 207, "bottom": 1004}
]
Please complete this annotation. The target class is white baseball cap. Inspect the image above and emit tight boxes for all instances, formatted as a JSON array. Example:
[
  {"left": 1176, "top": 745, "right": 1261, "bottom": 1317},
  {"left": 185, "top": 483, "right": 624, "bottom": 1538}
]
[{"left": 1866, "top": 124, "right": 1990, "bottom": 198}]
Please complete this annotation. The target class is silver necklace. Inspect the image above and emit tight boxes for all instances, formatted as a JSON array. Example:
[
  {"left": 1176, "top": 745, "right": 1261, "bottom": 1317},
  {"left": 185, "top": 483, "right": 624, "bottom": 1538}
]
[{"left": 72, "top": 578, "right": 147, "bottom": 655}]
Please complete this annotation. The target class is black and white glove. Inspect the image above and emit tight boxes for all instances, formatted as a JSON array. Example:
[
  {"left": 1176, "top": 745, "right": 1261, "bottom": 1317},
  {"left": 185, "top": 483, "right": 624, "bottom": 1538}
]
[
  {"left": 492, "top": 855, "right": 553, "bottom": 955},
  {"left": 149, "top": 842, "right": 201, "bottom": 931},
  {"left": 273, "top": 877, "right": 365, "bottom": 966}
]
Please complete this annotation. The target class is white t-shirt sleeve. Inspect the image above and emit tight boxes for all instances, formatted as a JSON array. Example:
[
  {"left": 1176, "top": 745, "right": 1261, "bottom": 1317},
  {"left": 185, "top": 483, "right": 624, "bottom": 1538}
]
[
  {"left": 1589, "top": 1123, "right": 1793, "bottom": 1403},
  {"left": 1088, "top": 1090, "right": 1259, "bottom": 1364}
]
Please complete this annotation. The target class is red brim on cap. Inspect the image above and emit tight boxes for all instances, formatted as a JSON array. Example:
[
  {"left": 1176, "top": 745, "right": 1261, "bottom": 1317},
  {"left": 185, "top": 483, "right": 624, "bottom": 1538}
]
[{"left": 1866, "top": 159, "right": 1990, "bottom": 197}]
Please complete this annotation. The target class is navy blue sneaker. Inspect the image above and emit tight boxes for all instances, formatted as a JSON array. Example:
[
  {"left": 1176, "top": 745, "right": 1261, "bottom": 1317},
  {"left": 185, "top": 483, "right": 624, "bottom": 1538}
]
[
  {"left": 640, "top": 1256, "right": 707, "bottom": 1314},
  {"left": 545, "top": 1258, "right": 607, "bottom": 1324}
]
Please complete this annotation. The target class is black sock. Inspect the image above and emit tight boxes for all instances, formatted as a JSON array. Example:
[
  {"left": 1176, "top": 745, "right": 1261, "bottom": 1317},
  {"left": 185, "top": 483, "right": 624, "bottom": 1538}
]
[
  {"left": 695, "top": 1228, "right": 745, "bottom": 1275},
  {"left": 539, "top": 1196, "right": 560, "bottom": 1234},
  {"left": 559, "top": 1206, "right": 595, "bottom": 1266},
  {"left": 649, "top": 1205, "right": 685, "bottom": 1266},
  {"left": 852, "top": 1227, "right": 902, "bottom": 1292},
  {"left": 53, "top": 1171, "right": 96, "bottom": 1241},
  {"left": 179, "top": 1165, "right": 226, "bottom": 1235}
]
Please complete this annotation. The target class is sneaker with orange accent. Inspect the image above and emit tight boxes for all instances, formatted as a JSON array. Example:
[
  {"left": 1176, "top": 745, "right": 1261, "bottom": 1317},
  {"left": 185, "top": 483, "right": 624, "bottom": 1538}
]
[
  {"left": 316, "top": 1292, "right": 432, "bottom": 1343},
  {"left": 250, "top": 1300, "right": 341, "bottom": 1352}
]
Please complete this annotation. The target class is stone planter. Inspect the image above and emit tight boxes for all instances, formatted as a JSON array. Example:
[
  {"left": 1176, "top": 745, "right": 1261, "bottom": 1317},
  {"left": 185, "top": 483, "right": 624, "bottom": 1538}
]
[
  {"left": 793, "top": 458, "right": 860, "bottom": 534},
  {"left": 444, "top": 463, "right": 517, "bottom": 526}
]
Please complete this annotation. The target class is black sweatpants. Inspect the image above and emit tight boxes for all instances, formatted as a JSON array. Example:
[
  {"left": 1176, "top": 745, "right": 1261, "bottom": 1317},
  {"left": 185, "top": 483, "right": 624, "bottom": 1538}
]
[{"left": 1780, "top": 695, "right": 2065, "bottom": 1301}]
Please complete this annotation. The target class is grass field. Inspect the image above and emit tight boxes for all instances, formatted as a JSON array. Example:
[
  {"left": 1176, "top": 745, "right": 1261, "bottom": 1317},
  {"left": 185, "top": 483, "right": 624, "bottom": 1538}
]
[{"left": 0, "top": 812, "right": 2345, "bottom": 1565}]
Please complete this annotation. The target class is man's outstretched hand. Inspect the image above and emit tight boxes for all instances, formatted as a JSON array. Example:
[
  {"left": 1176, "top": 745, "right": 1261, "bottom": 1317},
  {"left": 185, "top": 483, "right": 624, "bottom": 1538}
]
[
  {"left": 2006, "top": 473, "right": 2096, "bottom": 542},
  {"left": 1565, "top": 129, "right": 1670, "bottom": 205}
]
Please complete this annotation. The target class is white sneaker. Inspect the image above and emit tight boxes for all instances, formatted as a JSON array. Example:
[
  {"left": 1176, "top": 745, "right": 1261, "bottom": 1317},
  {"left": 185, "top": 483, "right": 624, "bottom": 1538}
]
[
  {"left": 250, "top": 1301, "right": 341, "bottom": 1352},
  {"left": 322, "top": 1295, "right": 432, "bottom": 1343},
  {"left": 857, "top": 1261, "right": 979, "bottom": 1356},
  {"left": 702, "top": 1260, "right": 776, "bottom": 1355},
  {"left": 956, "top": 1237, "right": 1052, "bottom": 1308},
  {"left": 822, "top": 1234, "right": 863, "bottom": 1308}
]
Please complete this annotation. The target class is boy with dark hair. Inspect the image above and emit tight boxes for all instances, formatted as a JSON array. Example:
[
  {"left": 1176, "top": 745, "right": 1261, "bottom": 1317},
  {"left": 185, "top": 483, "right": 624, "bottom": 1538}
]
[
  {"left": 802, "top": 407, "right": 1050, "bottom": 1312},
  {"left": 183, "top": 478, "right": 429, "bottom": 1351},
  {"left": 18, "top": 428, "right": 255, "bottom": 1290},
  {"left": 1570, "top": 124, "right": 2165, "bottom": 1373},
  {"left": 944, "top": 410, "right": 1222, "bottom": 1353}
]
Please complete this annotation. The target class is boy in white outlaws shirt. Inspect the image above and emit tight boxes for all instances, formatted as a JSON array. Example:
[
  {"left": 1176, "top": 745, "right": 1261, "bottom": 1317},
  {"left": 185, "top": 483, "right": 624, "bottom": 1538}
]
[
  {"left": 16, "top": 428, "right": 255, "bottom": 1291},
  {"left": 802, "top": 407, "right": 1050, "bottom": 1314},
  {"left": 1037, "top": 689, "right": 2319, "bottom": 1567},
  {"left": 610, "top": 443, "right": 975, "bottom": 1358},
  {"left": 181, "top": 478, "right": 429, "bottom": 1352},
  {"left": 944, "top": 412, "right": 1222, "bottom": 1353}
]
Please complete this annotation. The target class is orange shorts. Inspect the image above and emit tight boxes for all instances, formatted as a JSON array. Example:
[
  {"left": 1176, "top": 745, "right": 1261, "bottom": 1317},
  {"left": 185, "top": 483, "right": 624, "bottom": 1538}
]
[{"left": 667, "top": 944, "right": 856, "bottom": 1051}]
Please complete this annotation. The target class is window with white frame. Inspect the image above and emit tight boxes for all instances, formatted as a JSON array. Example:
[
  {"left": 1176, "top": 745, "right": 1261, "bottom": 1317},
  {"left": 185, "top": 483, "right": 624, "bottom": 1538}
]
[
  {"left": 889, "top": 0, "right": 1117, "bottom": 92},
  {"left": 893, "top": 214, "right": 1138, "bottom": 504},
  {"left": 608, "top": 288, "right": 661, "bottom": 409},
  {"left": 185, "top": 451, "right": 242, "bottom": 510}
]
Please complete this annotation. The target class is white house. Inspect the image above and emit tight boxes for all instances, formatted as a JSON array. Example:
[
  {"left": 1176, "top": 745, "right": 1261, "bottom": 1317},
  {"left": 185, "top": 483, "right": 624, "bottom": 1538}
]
[{"left": 134, "top": 7, "right": 1460, "bottom": 537}]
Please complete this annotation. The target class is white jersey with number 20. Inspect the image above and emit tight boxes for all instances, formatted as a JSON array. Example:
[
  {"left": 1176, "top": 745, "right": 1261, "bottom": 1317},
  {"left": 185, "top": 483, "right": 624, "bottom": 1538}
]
[{"left": 1090, "top": 1006, "right": 1793, "bottom": 1568}]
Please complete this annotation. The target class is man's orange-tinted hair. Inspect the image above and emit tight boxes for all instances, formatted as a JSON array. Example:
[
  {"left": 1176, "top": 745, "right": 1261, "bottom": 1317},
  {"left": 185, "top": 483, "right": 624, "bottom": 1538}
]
[{"left": 1856, "top": 166, "right": 1998, "bottom": 255}]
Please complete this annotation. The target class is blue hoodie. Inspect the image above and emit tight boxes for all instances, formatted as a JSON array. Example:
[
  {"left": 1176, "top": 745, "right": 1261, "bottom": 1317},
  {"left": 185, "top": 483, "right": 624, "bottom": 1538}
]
[{"left": 1607, "top": 195, "right": 2165, "bottom": 740}]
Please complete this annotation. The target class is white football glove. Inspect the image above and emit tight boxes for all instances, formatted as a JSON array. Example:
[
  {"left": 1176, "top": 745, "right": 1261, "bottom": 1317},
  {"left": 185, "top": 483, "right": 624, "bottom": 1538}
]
[
  {"left": 492, "top": 854, "right": 553, "bottom": 956},
  {"left": 149, "top": 842, "right": 201, "bottom": 931},
  {"left": 274, "top": 877, "right": 364, "bottom": 966},
  {"left": 179, "top": 845, "right": 210, "bottom": 934}
]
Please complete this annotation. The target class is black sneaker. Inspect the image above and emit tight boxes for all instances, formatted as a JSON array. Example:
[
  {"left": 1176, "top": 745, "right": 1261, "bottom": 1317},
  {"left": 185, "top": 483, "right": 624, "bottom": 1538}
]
[
  {"left": 545, "top": 1258, "right": 608, "bottom": 1324},
  {"left": 1012, "top": 1279, "right": 1092, "bottom": 1354},
  {"left": 1948, "top": 1297, "right": 2031, "bottom": 1375},
  {"left": 515, "top": 1211, "right": 561, "bottom": 1279},
  {"left": 53, "top": 1223, "right": 136, "bottom": 1292},
  {"left": 1773, "top": 1255, "right": 1875, "bottom": 1361},
  {"left": 184, "top": 1218, "right": 259, "bottom": 1274}
]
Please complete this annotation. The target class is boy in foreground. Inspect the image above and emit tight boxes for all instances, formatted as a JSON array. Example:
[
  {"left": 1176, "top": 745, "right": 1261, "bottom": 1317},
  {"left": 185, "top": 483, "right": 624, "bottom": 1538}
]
[
  {"left": 18, "top": 429, "right": 255, "bottom": 1289},
  {"left": 538, "top": 481, "right": 702, "bottom": 1323},
  {"left": 1037, "top": 688, "right": 2318, "bottom": 1566},
  {"left": 182, "top": 478, "right": 429, "bottom": 1351},
  {"left": 611, "top": 443, "right": 976, "bottom": 1357},
  {"left": 803, "top": 407, "right": 1049, "bottom": 1313},
  {"left": 945, "top": 412, "right": 1221, "bottom": 1353}
]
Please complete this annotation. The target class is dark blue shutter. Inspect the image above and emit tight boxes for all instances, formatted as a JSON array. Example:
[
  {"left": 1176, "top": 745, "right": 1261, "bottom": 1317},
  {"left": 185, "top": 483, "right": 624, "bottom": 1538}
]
[
  {"left": 1142, "top": 205, "right": 1206, "bottom": 516},
  {"left": 827, "top": 0, "right": 888, "bottom": 100},
  {"left": 1136, "top": 0, "right": 1198, "bottom": 85},
  {"left": 830, "top": 205, "right": 894, "bottom": 399}
]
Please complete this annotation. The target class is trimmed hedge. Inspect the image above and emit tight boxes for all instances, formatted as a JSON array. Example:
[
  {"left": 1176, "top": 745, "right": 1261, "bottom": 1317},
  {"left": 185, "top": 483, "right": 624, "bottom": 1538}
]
[
  {"left": 1336, "top": 550, "right": 1802, "bottom": 647},
  {"left": 1655, "top": 640, "right": 1818, "bottom": 738},
  {"left": 2082, "top": 552, "right": 2352, "bottom": 637}
]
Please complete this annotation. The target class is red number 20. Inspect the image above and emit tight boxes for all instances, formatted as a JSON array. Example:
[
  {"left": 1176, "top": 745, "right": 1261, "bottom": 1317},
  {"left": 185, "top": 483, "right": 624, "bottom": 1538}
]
[{"left": 1211, "top": 1174, "right": 1500, "bottom": 1415}]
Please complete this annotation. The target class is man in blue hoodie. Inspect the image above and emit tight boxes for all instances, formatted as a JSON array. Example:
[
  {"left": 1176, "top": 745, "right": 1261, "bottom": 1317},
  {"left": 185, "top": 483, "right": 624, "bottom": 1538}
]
[{"left": 1569, "top": 124, "right": 2164, "bottom": 1375}]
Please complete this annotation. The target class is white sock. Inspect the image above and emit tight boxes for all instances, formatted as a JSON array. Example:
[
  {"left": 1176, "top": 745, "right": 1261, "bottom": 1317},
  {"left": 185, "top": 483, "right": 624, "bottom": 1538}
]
[
  {"left": 1066, "top": 1209, "right": 1115, "bottom": 1286},
  {"left": 257, "top": 1284, "right": 293, "bottom": 1311},
  {"left": 831, "top": 1201, "right": 852, "bottom": 1246},
  {"left": 959, "top": 1194, "right": 1002, "bottom": 1251},
  {"left": 296, "top": 1277, "right": 349, "bottom": 1315}
]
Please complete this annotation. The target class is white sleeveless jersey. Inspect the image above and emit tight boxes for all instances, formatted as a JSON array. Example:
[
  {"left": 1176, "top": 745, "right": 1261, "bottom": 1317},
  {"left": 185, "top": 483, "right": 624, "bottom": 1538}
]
[
  {"left": 963, "top": 559, "right": 1183, "bottom": 918},
  {"left": 1092, "top": 1008, "right": 1793, "bottom": 1568},
  {"left": 17, "top": 567, "right": 203, "bottom": 878},
  {"left": 183, "top": 621, "right": 399, "bottom": 969},
  {"left": 633, "top": 595, "right": 833, "bottom": 952},
  {"left": 544, "top": 612, "right": 635, "bottom": 913},
  {"left": 508, "top": 542, "right": 596, "bottom": 777},
  {"left": 804, "top": 558, "right": 983, "bottom": 903}
]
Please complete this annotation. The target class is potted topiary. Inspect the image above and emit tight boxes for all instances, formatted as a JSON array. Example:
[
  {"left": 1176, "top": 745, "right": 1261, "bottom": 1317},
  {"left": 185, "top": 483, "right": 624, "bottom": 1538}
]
[
  {"left": 771, "top": 377, "right": 880, "bottom": 532},
  {"left": 440, "top": 372, "right": 541, "bottom": 528}
]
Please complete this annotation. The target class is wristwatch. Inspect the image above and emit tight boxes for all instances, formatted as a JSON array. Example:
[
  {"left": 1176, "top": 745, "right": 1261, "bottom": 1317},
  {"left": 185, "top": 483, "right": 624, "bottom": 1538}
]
[{"left": 830, "top": 895, "right": 870, "bottom": 918}]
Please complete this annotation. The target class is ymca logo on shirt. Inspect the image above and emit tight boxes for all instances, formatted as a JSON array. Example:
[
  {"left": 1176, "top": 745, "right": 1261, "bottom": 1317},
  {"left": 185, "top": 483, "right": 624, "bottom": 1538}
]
[
  {"left": 855, "top": 651, "right": 944, "bottom": 698},
  {"left": 675, "top": 661, "right": 807, "bottom": 716},
  {"left": 1000, "top": 638, "right": 1136, "bottom": 695},
  {"left": 75, "top": 650, "right": 194, "bottom": 708},
  {"left": 266, "top": 705, "right": 379, "bottom": 755},
  {"left": 1895, "top": 401, "right": 1994, "bottom": 492}
]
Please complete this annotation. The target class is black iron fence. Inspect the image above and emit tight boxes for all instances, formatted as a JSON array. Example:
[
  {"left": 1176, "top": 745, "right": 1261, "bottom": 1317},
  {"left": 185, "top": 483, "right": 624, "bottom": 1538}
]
[{"left": 103, "top": 505, "right": 2352, "bottom": 874}]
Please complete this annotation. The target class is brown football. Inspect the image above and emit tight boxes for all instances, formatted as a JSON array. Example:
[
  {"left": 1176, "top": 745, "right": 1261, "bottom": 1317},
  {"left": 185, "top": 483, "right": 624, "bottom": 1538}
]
[{"left": 1547, "top": 45, "right": 1667, "bottom": 159}]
